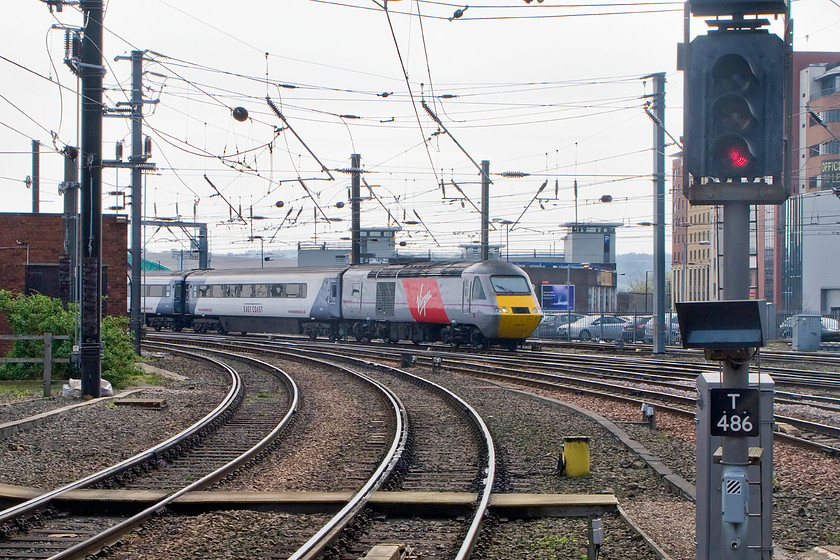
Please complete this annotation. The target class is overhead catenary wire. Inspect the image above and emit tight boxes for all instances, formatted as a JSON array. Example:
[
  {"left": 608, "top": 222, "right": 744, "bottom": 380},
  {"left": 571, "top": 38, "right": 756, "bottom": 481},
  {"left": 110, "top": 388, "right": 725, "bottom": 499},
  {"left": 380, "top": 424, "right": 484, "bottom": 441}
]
[{"left": 5, "top": 2, "right": 683, "bottom": 256}]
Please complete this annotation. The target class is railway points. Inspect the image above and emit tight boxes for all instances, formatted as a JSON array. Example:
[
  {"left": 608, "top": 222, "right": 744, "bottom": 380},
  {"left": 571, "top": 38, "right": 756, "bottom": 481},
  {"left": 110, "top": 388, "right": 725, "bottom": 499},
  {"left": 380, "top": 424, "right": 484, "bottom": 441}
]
[{"left": 0, "top": 335, "right": 838, "bottom": 558}]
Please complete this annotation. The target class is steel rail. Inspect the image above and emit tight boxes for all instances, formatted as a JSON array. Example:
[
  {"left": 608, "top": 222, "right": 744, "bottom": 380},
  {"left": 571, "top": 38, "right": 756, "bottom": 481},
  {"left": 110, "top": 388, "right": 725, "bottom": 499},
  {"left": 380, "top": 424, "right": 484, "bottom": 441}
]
[
  {"left": 285, "top": 356, "right": 407, "bottom": 560},
  {"left": 257, "top": 345, "right": 496, "bottom": 560},
  {"left": 157, "top": 334, "right": 496, "bottom": 560},
  {"left": 150, "top": 336, "right": 408, "bottom": 560},
  {"left": 46, "top": 345, "right": 301, "bottom": 560},
  {"left": 265, "top": 338, "right": 840, "bottom": 458},
  {"left": 0, "top": 349, "right": 241, "bottom": 526},
  {"left": 144, "top": 334, "right": 411, "bottom": 559}
]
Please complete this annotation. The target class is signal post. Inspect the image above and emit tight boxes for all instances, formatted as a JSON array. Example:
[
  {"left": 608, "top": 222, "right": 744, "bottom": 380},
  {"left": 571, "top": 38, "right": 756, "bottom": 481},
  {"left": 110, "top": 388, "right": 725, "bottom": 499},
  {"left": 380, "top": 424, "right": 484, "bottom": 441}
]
[{"left": 679, "top": 0, "right": 790, "bottom": 558}]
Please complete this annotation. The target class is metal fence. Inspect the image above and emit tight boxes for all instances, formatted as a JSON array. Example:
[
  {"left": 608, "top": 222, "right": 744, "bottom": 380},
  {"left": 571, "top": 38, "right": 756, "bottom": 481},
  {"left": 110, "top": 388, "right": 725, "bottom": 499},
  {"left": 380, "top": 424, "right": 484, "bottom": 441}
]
[
  {"left": 535, "top": 311, "right": 681, "bottom": 344},
  {"left": 0, "top": 334, "right": 71, "bottom": 397},
  {"left": 537, "top": 310, "right": 840, "bottom": 344}
]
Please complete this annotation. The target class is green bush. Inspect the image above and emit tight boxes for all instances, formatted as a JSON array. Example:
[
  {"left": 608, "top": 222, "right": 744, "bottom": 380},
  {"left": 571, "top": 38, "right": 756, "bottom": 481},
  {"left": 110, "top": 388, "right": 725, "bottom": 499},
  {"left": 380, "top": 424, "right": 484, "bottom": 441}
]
[{"left": 0, "top": 290, "right": 141, "bottom": 388}]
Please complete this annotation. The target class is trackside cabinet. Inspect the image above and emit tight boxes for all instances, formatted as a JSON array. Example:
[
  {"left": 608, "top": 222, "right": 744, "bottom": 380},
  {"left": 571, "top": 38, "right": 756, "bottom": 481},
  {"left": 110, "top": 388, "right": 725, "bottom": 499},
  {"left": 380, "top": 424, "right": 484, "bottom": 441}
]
[{"left": 696, "top": 372, "right": 774, "bottom": 560}]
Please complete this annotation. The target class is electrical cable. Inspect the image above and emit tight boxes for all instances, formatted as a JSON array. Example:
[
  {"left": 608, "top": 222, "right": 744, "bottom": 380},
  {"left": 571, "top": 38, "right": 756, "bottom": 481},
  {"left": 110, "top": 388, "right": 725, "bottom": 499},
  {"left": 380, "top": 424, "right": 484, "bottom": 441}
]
[{"left": 378, "top": 2, "right": 442, "bottom": 188}]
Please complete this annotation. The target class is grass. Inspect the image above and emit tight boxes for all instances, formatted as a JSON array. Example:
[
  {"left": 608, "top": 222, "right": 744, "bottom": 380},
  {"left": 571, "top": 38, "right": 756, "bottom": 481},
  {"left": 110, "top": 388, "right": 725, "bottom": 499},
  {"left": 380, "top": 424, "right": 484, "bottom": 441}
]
[{"left": 0, "top": 381, "right": 60, "bottom": 398}]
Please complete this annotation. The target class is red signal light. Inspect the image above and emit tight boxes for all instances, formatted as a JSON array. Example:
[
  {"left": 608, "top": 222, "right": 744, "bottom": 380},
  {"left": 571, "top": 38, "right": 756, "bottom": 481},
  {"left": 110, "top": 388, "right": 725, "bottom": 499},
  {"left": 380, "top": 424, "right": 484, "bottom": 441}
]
[
  {"left": 727, "top": 146, "right": 749, "bottom": 169},
  {"left": 711, "top": 134, "right": 754, "bottom": 178}
]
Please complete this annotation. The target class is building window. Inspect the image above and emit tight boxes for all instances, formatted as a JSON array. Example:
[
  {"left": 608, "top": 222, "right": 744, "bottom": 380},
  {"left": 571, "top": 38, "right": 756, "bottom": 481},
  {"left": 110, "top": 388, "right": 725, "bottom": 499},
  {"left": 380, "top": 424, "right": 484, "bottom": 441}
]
[
  {"left": 822, "top": 140, "right": 840, "bottom": 155},
  {"left": 821, "top": 109, "right": 840, "bottom": 123}
]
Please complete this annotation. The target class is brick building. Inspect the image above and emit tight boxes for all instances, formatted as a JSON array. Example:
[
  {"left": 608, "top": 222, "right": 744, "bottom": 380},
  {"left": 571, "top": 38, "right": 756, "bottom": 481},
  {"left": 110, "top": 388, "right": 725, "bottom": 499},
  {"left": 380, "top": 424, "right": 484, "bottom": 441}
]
[{"left": 0, "top": 212, "right": 127, "bottom": 344}]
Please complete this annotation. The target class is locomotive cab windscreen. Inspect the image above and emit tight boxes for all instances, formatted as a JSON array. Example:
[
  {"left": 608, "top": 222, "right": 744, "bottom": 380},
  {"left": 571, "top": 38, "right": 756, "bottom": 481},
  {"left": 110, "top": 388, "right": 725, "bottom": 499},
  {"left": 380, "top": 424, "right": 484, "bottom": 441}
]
[
  {"left": 490, "top": 273, "right": 541, "bottom": 340},
  {"left": 489, "top": 275, "right": 531, "bottom": 294}
]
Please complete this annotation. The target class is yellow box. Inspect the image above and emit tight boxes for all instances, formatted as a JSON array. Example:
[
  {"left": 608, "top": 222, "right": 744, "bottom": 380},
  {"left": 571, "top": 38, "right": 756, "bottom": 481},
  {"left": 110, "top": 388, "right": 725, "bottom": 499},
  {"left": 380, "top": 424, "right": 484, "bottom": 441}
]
[{"left": 563, "top": 436, "right": 590, "bottom": 477}]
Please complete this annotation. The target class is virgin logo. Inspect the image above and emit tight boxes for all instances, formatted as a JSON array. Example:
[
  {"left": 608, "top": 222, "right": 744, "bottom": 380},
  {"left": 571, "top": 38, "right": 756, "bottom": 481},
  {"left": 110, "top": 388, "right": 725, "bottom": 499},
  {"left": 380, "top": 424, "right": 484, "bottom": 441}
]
[
  {"left": 416, "top": 283, "right": 433, "bottom": 316},
  {"left": 402, "top": 279, "right": 448, "bottom": 323}
]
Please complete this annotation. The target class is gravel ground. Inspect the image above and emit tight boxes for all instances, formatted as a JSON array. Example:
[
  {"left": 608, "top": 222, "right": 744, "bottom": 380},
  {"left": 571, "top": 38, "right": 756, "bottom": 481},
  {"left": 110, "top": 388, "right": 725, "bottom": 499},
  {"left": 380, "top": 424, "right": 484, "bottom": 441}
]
[
  {"left": 0, "top": 353, "right": 229, "bottom": 489},
  {"left": 407, "top": 367, "right": 680, "bottom": 560},
  {"left": 212, "top": 353, "right": 393, "bottom": 492},
  {"left": 0, "top": 394, "right": 82, "bottom": 425},
  {"left": 106, "top": 510, "right": 332, "bottom": 559},
  {"left": 2, "top": 347, "right": 838, "bottom": 559},
  {"left": 479, "top": 372, "right": 840, "bottom": 559}
]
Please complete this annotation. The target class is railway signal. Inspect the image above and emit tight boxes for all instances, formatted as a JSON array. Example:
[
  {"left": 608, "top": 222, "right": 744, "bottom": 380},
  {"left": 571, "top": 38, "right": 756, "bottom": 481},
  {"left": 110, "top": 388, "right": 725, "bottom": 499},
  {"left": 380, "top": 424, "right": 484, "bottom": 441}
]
[
  {"left": 688, "top": 0, "right": 788, "bottom": 17},
  {"left": 685, "top": 30, "right": 784, "bottom": 183}
]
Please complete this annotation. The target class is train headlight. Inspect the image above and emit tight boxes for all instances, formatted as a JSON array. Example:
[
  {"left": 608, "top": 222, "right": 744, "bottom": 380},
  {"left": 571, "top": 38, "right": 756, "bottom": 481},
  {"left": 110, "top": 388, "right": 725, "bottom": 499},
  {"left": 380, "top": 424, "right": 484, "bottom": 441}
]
[
  {"left": 532, "top": 307, "right": 539, "bottom": 314},
  {"left": 501, "top": 307, "right": 510, "bottom": 313}
]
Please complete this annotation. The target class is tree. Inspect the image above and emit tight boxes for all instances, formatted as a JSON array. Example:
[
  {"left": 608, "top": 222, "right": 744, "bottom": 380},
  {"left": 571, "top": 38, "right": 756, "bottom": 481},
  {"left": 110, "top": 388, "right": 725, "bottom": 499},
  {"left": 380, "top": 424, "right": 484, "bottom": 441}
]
[{"left": 0, "top": 290, "right": 141, "bottom": 388}]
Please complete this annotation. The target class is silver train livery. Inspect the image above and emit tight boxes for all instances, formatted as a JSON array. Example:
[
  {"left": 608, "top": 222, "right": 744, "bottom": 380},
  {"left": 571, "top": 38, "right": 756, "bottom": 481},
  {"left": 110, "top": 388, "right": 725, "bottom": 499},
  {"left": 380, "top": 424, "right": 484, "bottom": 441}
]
[{"left": 141, "top": 261, "right": 542, "bottom": 349}]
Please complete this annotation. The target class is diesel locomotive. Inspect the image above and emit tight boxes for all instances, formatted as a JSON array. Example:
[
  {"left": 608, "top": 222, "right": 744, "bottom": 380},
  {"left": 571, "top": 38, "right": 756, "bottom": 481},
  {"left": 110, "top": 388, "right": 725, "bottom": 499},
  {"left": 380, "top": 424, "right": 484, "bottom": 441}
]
[{"left": 141, "top": 260, "right": 542, "bottom": 349}]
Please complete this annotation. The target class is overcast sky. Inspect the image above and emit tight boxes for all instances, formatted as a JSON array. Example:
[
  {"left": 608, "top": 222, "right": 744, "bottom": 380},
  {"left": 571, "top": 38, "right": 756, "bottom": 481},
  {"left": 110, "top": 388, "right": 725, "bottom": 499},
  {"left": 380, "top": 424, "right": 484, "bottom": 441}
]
[{"left": 2, "top": 0, "right": 837, "bottom": 258}]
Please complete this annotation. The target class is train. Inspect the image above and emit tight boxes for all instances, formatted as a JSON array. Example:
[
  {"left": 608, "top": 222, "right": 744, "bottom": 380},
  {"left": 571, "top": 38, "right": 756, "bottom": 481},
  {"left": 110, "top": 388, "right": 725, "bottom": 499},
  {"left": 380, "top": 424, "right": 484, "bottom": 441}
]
[{"left": 141, "top": 260, "right": 542, "bottom": 349}]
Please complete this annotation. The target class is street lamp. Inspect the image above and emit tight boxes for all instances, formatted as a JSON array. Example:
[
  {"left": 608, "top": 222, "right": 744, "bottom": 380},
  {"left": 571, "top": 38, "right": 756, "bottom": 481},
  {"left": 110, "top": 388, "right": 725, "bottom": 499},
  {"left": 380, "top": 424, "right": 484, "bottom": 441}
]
[
  {"left": 250, "top": 235, "right": 264, "bottom": 268},
  {"left": 492, "top": 218, "right": 513, "bottom": 261},
  {"left": 676, "top": 222, "right": 690, "bottom": 304},
  {"left": 676, "top": 221, "right": 711, "bottom": 302}
]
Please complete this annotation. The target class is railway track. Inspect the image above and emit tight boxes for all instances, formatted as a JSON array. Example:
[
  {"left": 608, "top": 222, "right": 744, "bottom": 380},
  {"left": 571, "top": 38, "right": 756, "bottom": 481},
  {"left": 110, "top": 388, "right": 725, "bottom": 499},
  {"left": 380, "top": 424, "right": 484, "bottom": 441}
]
[
  {"left": 154, "top": 336, "right": 496, "bottom": 560},
  {"left": 192, "top": 333, "right": 840, "bottom": 456},
  {"left": 22, "top": 330, "right": 836, "bottom": 557},
  {"left": 0, "top": 347, "right": 299, "bottom": 559}
]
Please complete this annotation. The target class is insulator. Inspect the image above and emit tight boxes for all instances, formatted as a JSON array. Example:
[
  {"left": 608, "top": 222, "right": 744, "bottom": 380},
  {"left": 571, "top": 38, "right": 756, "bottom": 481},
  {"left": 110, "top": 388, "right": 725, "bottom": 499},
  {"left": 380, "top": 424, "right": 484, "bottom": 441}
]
[
  {"left": 500, "top": 171, "right": 530, "bottom": 178},
  {"left": 64, "top": 29, "right": 72, "bottom": 58},
  {"left": 144, "top": 135, "right": 152, "bottom": 156},
  {"left": 71, "top": 32, "right": 81, "bottom": 60}
]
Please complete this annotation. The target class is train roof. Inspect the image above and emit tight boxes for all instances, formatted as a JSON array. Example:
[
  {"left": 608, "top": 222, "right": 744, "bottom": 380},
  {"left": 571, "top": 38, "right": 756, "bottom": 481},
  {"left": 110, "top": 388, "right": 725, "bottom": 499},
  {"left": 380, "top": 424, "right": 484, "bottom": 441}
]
[
  {"left": 139, "top": 261, "right": 528, "bottom": 282},
  {"left": 182, "top": 267, "right": 347, "bottom": 282},
  {"left": 360, "top": 260, "right": 528, "bottom": 279}
]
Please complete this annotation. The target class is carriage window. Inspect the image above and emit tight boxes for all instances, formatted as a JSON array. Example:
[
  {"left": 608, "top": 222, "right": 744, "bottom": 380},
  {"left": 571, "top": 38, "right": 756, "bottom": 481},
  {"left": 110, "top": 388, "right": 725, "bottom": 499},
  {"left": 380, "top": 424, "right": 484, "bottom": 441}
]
[
  {"left": 233, "top": 284, "right": 244, "bottom": 298},
  {"left": 285, "top": 283, "right": 306, "bottom": 298},
  {"left": 270, "top": 284, "right": 285, "bottom": 298},
  {"left": 471, "top": 277, "right": 486, "bottom": 300},
  {"left": 209, "top": 285, "right": 225, "bottom": 298},
  {"left": 253, "top": 284, "right": 268, "bottom": 297},
  {"left": 490, "top": 275, "right": 530, "bottom": 295},
  {"left": 351, "top": 282, "right": 361, "bottom": 297},
  {"left": 145, "top": 285, "right": 169, "bottom": 297}
]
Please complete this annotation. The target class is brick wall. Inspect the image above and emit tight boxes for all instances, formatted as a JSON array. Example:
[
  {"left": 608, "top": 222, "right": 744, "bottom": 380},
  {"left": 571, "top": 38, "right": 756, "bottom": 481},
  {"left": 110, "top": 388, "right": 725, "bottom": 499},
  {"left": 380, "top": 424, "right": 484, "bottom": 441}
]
[
  {"left": 0, "top": 213, "right": 127, "bottom": 347},
  {"left": 102, "top": 216, "right": 128, "bottom": 316}
]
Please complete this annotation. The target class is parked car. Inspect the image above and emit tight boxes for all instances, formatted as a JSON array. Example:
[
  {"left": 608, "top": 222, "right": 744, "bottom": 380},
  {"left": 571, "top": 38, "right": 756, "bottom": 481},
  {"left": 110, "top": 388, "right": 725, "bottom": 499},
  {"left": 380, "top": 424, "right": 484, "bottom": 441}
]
[
  {"left": 644, "top": 315, "right": 681, "bottom": 345},
  {"left": 538, "top": 313, "right": 584, "bottom": 338},
  {"left": 560, "top": 315, "right": 628, "bottom": 341},
  {"left": 778, "top": 316, "right": 840, "bottom": 341},
  {"left": 621, "top": 315, "right": 652, "bottom": 343}
]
